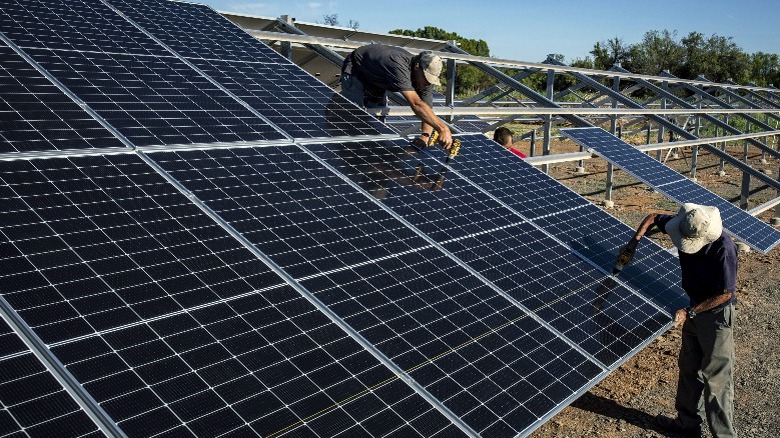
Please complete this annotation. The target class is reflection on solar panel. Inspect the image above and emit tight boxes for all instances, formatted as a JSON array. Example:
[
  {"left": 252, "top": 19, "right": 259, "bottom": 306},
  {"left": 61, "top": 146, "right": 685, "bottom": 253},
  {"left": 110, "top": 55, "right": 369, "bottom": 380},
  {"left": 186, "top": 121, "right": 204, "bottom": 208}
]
[
  {"left": 150, "top": 144, "right": 604, "bottom": 436},
  {"left": 0, "top": 0, "right": 283, "bottom": 147},
  {"left": 305, "top": 139, "right": 672, "bottom": 366},
  {"left": 561, "top": 127, "right": 780, "bottom": 253},
  {"left": 109, "top": 0, "right": 392, "bottom": 139},
  {"left": 0, "top": 155, "right": 462, "bottom": 437},
  {"left": 0, "top": 0, "right": 688, "bottom": 436},
  {"left": 433, "top": 134, "right": 688, "bottom": 314},
  {"left": 0, "top": 42, "right": 126, "bottom": 153},
  {"left": 0, "top": 318, "right": 101, "bottom": 437}
]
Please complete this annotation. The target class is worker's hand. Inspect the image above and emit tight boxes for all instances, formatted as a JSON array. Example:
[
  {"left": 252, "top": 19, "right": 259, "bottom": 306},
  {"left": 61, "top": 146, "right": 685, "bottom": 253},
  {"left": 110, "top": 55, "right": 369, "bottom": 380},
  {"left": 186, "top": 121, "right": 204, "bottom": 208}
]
[
  {"left": 437, "top": 127, "right": 453, "bottom": 150},
  {"left": 673, "top": 308, "right": 687, "bottom": 328}
]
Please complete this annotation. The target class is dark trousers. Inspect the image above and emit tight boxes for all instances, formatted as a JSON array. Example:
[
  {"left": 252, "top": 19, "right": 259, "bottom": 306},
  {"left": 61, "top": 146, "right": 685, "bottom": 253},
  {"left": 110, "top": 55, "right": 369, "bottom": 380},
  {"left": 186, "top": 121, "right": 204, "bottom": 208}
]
[
  {"left": 340, "top": 72, "right": 386, "bottom": 109},
  {"left": 676, "top": 303, "right": 736, "bottom": 437}
]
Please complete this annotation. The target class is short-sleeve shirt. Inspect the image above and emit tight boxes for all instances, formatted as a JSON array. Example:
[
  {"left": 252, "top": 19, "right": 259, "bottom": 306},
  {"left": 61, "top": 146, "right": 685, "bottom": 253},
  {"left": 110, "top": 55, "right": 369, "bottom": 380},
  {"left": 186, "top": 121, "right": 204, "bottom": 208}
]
[
  {"left": 343, "top": 44, "right": 433, "bottom": 107},
  {"left": 654, "top": 214, "right": 737, "bottom": 306}
]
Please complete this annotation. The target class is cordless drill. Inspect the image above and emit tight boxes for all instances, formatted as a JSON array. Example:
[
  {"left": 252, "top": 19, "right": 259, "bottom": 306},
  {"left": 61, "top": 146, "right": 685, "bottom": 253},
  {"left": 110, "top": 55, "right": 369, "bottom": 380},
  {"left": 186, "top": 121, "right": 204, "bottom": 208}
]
[
  {"left": 612, "top": 242, "right": 637, "bottom": 275},
  {"left": 427, "top": 130, "right": 461, "bottom": 158}
]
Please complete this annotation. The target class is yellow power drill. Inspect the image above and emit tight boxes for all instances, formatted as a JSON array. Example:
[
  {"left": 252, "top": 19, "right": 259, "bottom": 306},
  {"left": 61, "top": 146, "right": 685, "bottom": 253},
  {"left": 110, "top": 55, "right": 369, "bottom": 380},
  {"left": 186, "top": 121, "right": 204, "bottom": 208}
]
[{"left": 427, "top": 130, "right": 461, "bottom": 158}]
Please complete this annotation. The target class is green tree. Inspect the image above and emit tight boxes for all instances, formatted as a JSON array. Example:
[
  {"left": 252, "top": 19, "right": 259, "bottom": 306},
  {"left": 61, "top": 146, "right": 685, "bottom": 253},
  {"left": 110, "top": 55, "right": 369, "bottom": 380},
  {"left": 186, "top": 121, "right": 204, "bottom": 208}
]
[
  {"left": 629, "top": 30, "right": 683, "bottom": 76},
  {"left": 679, "top": 32, "right": 748, "bottom": 82},
  {"left": 590, "top": 37, "right": 630, "bottom": 70},
  {"left": 389, "top": 26, "right": 492, "bottom": 94},
  {"left": 749, "top": 52, "right": 780, "bottom": 86}
]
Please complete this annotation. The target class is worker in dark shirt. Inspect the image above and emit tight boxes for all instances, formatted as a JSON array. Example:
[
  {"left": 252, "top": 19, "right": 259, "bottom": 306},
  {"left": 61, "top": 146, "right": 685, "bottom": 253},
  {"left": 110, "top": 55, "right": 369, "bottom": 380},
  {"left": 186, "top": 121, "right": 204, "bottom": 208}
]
[
  {"left": 625, "top": 203, "right": 737, "bottom": 437},
  {"left": 341, "top": 44, "right": 454, "bottom": 150}
]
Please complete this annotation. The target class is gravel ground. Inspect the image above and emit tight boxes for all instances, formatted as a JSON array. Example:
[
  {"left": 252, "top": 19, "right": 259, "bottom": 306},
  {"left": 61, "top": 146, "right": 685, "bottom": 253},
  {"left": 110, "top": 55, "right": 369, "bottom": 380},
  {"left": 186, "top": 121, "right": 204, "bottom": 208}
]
[{"left": 522, "top": 141, "right": 780, "bottom": 438}]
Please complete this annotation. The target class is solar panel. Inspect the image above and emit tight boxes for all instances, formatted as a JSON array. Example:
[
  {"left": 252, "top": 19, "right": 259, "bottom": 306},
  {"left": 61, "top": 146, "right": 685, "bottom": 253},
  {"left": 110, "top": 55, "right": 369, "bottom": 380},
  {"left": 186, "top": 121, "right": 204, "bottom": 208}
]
[
  {"left": 149, "top": 144, "right": 606, "bottom": 436},
  {"left": 107, "top": 0, "right": 393, "bottom": 139},
  {"left": 427, "top": 134, "right": 688, "bottom": 314},
  {"left": 0, "top": 0, "right": 284, "bottom": 147},
  {"left": 561, "top": 127, "right": 780, "bottom": 253},
  {"left": 0, "top": 1, "right": 693, "bottom": 436},
  {"left": 304, "top": 138, "right": 671, "bottom": 367},
  {"left": 0, "top": 42, "right": 126, "bottom": 153},
  {"left": 0, "top": 154, "right": 463, "bottom": 437},
  {"left": 0, "top": 318, "right": 102, "bottom": 437}
]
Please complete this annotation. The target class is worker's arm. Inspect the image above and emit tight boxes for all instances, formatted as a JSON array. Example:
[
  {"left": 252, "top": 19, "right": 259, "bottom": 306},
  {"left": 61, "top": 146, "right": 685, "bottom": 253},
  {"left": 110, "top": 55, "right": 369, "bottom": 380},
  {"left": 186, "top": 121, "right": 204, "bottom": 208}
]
[
  {"left": 673, "top": 292, "right": 733, "bottom": 328},
  {"left": 400, "top": 90, "right": 453, "bottom": 149},
  {"left": 629, "top": 213, "right": 659, "bottom": 246}
]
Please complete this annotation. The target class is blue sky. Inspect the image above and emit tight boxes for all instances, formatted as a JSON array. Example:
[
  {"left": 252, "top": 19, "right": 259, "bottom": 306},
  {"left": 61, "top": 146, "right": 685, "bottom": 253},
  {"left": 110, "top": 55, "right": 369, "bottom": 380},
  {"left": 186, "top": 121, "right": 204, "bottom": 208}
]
[{"left": 200, "top": 0, "right": 780, "bottom": 63}]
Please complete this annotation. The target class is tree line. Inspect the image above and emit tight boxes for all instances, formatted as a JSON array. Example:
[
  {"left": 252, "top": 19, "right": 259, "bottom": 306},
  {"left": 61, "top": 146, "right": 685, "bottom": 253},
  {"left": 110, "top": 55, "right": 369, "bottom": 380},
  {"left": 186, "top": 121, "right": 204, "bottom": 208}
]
[{"left": 389, "top": 27, "right": 780, "bottom": 95}]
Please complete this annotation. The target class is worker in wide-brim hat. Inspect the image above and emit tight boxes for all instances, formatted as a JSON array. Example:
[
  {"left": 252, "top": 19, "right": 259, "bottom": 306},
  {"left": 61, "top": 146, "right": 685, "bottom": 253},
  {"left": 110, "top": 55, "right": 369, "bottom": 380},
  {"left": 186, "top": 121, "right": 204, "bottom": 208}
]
[{"left": 624, "top": 203, "right": 737, "bottom": 437}]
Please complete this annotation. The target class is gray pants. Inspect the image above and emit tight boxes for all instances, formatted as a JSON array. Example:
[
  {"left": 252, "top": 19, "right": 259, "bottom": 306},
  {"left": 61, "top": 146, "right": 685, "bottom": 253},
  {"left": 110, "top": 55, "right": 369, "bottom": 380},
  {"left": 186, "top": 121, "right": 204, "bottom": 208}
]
[{"left": 676, "top": 303, "right": 736, "bottom": 437}]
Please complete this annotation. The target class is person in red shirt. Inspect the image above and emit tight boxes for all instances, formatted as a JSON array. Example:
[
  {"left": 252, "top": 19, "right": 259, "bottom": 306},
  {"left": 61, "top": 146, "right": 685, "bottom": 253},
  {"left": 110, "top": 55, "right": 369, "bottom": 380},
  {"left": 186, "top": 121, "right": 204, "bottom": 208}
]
[{"left": 493, "top": 127, "right": 526, "bottom": 158}]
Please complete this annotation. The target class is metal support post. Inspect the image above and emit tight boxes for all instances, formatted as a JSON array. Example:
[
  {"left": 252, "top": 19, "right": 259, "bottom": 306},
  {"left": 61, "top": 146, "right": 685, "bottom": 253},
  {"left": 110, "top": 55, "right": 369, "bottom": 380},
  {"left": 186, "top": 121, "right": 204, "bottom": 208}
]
[
  {"left": 741, "top": 171, "right": 751, "bottom": 210},
  {"left": 774, "top": 164, "right": 780, "bottom": 225},
  {"left": 529, "top": 130, "right": 536, "bottom": 157},
  {"left": 690, "top": 92, "right": 701, "bottom": 180},
  {"left": 603, "top": 70, "right": 620, "bottom": 207},
  {"left": 541, "top": 64, "right": 555, "bottom": 174},
  {"left": 657, "top": 75, "right": 668, "bottom": 161},
  {"left": 445, "top": 40, "right": 457, "bottom": 123},
  {"left": 280, "top": 15, "right": 294, "bottom": 59}
]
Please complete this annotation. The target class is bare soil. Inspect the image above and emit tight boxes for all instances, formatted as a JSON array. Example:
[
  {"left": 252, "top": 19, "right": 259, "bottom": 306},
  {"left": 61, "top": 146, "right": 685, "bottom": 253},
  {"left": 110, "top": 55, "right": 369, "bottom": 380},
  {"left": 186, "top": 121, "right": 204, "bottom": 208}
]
[{"left": 516, "top": 137, "right": 780, "bottom": 438}]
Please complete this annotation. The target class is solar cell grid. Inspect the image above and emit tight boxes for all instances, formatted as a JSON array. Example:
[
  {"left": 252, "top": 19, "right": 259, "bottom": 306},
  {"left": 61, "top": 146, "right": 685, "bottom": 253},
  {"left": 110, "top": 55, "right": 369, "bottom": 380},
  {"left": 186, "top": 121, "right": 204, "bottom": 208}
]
[
  {"left": 0, "top": 155, "right": 460, "bottom": 437},
  {"left": 107, "top": 0, "right": 292, "bottom": 64},
  {"left": 149, "top": 143, "right": 605, "bottom": 436},
  {"left": 151, "top": 145, "right": 428, "bottom": 279},
  {"left": 0, "top": 0, "right": 285, "bottom": 147},
  {"left": 306, "top": 138, "right": 673, "bottom": 366},
  {"left": 0, "top": 43, "right": 126, "bottom": 153},
  {"left": 0, "top": 319, "right": 102, "bottom": 437},
  {"left": 0, "top": 0, "right": 169, "bottom": 56},
  {"left": 561, "top": 127, "right": 780, "bottom": 253},
  {"left": 434, "top": 134, "right": 688, "bottom": 313},
  {"left": 108, "top": 0, "right": 393, "bottom": 139}
]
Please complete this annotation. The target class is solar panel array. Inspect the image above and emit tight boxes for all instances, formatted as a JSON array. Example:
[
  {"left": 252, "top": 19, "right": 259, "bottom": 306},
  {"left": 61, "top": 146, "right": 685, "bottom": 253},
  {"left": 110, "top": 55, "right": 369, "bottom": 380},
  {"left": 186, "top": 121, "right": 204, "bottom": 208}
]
[
  {"left": 0, "top": 1, "right": 687, "bottom": 437},
  {"left": 561, "top": 127, "right": 780, "bottom": 253}
]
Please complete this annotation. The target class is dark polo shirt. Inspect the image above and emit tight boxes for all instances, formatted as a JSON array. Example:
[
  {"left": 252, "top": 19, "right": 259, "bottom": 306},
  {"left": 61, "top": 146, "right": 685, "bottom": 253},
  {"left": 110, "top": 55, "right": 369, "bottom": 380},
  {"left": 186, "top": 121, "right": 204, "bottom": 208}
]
[
  {"left": 342, "top": 44, "right": 433, "bottom": 107},
  {"left": 655, "top": 214, "right": 737, "bottom": 307}
]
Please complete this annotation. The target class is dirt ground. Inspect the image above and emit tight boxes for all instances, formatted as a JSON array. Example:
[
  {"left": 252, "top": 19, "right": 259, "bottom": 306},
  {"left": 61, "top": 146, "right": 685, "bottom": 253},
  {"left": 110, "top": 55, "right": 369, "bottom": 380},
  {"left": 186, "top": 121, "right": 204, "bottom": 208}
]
[{"left": 514, "top": 135, "right": 780, "bottom": 438}]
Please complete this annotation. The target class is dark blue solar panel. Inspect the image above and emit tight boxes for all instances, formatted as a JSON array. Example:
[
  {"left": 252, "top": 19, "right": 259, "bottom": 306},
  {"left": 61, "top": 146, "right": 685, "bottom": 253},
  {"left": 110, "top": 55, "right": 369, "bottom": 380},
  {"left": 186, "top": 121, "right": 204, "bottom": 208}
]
[
  {"left": 110, "top": 0, "right": 291, "bottom": 63},
  {"left": 306, "top": 138, "right": 672, "bottom": 366},
  {"left": 561, "top": 127, "right": 780, "bottom": 253},
  {"left": 0, "top": 319, "right": 102, "bottom": 437},
  {"left": 439, "top": 134, "right": 688, "bottom": 314},
  {"left": 0, "top": 155, "right": 460, "bottom": 437},
  {"left": 107, "top": 0, "right": 393, "bottom": 139},
  {"left": 150, "top": 144, "right": 604, "bottom": 436},
  {"left": 0, "top": 0, "right": 284, "bottom": 146},
  {"left": 0, "top": 0, "right": 169, "bottom": 56},
  {"left": 0, "top": 43, "right": 125, "bottom": 153}
]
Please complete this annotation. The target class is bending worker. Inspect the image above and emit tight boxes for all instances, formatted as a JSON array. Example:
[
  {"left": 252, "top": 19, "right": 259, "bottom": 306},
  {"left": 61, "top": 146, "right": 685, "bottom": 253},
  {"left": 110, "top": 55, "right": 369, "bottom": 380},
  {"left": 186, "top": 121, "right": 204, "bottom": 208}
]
[
  {"left": 624, "top": 203, "right": 737, "bottom": 438},
  {"left": 341, "top": 44, "right": 453, "bottom": 150}
]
